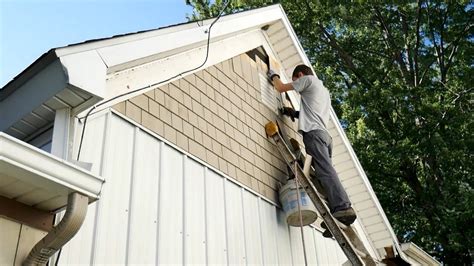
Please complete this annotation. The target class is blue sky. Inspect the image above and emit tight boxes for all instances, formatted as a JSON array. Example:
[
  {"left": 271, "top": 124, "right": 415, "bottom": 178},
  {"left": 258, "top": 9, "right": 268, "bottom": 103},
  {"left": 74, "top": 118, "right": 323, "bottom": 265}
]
[{"left": 0, "top": 0, "right": 194, "bottom": 87}]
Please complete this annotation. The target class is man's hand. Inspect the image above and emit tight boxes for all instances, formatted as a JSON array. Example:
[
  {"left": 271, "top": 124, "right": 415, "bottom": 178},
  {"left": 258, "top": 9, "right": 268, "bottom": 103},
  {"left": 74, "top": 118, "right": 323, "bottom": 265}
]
[
  {"left": 268, "top": 69, "right": 294, "bottom": 92},
  {"left": 267, "top": 69, "right": 280, "bottom": 81},
  {"left": 279, "top": 107, "right": 299, "bottom": 122}
]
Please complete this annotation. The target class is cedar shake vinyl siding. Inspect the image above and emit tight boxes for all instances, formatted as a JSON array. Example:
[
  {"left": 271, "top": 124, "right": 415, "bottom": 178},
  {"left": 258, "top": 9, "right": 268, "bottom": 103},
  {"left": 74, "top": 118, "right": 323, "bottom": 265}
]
[{"left": 113, "top": 53, "right": 302, "bottom": 203}]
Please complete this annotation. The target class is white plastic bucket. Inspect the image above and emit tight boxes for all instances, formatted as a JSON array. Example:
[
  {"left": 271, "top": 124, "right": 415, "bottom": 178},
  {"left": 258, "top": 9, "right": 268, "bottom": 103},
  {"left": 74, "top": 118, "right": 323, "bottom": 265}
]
[{"left": 279, "top": 179, "right": 318, "bottom": 226}]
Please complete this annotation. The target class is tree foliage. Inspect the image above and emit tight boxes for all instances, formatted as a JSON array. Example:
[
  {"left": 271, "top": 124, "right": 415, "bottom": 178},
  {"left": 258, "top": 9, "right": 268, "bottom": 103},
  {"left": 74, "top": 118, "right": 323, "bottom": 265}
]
[{"left": 187, "top": 0, "right": 473, "bottom": 264}]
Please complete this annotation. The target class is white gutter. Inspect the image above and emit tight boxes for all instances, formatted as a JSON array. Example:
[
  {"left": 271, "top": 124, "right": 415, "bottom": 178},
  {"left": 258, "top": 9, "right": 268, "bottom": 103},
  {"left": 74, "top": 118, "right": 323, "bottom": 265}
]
[{"left": 0, "top": 133, "right": 103, "bottom": 202}]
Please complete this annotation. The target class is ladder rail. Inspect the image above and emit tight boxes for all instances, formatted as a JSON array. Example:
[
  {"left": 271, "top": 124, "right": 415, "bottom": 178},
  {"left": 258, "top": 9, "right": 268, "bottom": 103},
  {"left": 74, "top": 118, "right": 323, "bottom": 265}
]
[{"left": 266, "top": 122, "right": 377, "bottom": 266}]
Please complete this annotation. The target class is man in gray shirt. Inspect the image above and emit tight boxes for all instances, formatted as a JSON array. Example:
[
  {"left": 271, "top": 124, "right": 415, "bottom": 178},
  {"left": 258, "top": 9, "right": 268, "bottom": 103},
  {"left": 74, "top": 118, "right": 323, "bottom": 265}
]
[{"left": 268, "top": 64, "right": 356, "bottom": 226}]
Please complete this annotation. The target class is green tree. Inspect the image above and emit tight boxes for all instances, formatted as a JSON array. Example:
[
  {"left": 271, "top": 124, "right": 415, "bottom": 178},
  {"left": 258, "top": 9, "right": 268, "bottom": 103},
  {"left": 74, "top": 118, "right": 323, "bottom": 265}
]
[{"left": 187, "top": 0, "right": 473, "bottom": 264}]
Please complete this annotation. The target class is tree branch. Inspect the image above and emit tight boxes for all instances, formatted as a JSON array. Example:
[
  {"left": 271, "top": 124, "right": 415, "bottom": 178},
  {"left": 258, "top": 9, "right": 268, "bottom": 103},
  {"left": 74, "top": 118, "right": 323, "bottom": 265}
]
[
  {"left": 373, "top": 6, "right": 413, "bottom": 86},
  {"left": 444, "top": 14, "right": 473, "bottom": 77},
  {"left": 302, "top": 0, "right": 373, "bottom": 88},
  {"left": 418, "top": 59, "right": 436, "bottom": 85},
  {"left": 439, "top": 3, "right": 448, "bottom": 82},
  {"left": 414, "top": 0, "right": 423, "bottom": 86},
  {"left": 399, "top": 9, "right": 416, "bottom": 86},
  {"left": 427, "top": 2, "right": 447, "bottom": 83},
  {"left": 400, "top": 160, "right": 423, "bottom": 196}
]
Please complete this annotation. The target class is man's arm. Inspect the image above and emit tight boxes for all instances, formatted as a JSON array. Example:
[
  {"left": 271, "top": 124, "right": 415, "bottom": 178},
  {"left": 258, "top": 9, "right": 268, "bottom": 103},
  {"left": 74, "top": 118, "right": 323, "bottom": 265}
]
[{"left": 271, "top": 77, "right": 294, "bottom": 93}]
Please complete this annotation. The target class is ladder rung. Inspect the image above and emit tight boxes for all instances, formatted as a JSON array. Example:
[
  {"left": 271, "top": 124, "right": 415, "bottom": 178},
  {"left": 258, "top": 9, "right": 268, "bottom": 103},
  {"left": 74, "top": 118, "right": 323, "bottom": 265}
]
[
  {"left": 303, "top": 155, "right": 312, "bottom": 176},
  {"left": 335, "top": 220, "right": 348, "bottom": 230},
  {"left": 354, "top": 248, "right": 368, "bottom": 258}
]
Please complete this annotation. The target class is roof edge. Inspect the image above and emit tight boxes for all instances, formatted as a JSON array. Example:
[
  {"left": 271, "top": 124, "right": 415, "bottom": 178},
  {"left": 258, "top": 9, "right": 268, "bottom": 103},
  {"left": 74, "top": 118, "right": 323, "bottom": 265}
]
[
  {"left": 401, "top": 242, "right": 440, "bottom": 265},
  {"left": 1, "top": 49, "right": 58, "bottom": 100}
]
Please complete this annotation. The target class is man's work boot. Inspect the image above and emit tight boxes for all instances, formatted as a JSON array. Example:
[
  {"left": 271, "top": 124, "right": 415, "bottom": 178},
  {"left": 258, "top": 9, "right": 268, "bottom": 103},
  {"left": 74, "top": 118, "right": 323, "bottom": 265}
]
[
  {"left": 332, "top": 207, "right": 357, "bottom": 226},
  {"left": 320, "top": 222, "right": 333, "bottom": 238}
]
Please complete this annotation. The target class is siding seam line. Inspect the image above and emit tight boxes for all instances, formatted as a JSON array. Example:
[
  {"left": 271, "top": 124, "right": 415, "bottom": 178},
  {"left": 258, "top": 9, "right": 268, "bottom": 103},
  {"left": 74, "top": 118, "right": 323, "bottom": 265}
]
[
  {"left": 240, "top": 188, "right": 248, "bottom": 266},
  {"left": 124, "top": 127, "right": 139, "bottom": 264},
  {"left": 155, "top": 141, "right": 164, "bottom": 264},
  {"left": 257, "top": 198, "right": 265, "bottom": 266},
  {"left": 223, "top": 179, "right": 230, "bottom": 265},
  {"left": 90, "top": 111, "right": 111, "bottom": 265},
  {"left": 204, "top": 167, "right": 209, "bottom": 265},
  {"left": 182, "top": 154, "right": 187, "bottom": 265}
]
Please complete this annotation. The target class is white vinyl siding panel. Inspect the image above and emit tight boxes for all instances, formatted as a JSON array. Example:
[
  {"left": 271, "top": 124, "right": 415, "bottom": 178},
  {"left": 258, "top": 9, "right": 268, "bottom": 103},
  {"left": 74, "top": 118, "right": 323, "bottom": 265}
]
[
  {"left": 259, "top": 202, "right": 279, "bottom": 265},
  {"left": 302, "top": 227, "right": 318, "bottom": 265},
  {"left": 289, "top": 226, "right": 305, "bottom": 265},
  {"left": 265, "top": 20, "right": 284, "bottom": 35},
  {"left": 93, "top": 115, "right": 134, "bottom": 265},
  {"left": 57, "top": 111, "right": 348, "bottom": 265},
  {"left": 314, "top": 229, "right": 330, "bottom": 265},
  {"left": 275, "top": 210, "right": 293, "bottom": 265},
  {"left": 242, "top": 190, "right": 263, "bottom": 265},
  {"left": 184, "top": 158, "right": 207, "bottom": 264},
  {"left": 278, "top": 48, "right": 299, "bottom": 61},
  {"left": 259, "top": 73, "right": 280, "bottom": 113},
  {"left": 205, "top": 170, "right": 228, "bottom": 265},
  {"left": 126, "top": 130, "right": 160, "bottom": 264},
  {"left": 361, "top": 214, "right": 384, "bottom": 227},
  {"left": 157, "top": 145, "right": 184, "bottom": 265},
  {"left": 225, "top": 182, "right": 247, "bottom": 265}
]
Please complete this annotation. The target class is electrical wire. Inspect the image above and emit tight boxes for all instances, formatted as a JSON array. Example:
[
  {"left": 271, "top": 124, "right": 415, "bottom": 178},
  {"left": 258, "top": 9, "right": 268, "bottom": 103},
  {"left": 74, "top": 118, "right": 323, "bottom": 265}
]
[
  {"left": 76, "top": 0, "right": 231, "bottom": 161},
  {"left": 57, "top": 3, "right": 230, "bottom": 266}
]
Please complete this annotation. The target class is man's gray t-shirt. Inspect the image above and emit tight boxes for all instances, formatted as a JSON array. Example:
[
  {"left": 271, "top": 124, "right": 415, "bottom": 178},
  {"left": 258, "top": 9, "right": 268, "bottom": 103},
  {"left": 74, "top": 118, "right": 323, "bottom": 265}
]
[{"left": 292, "top": 75, "right": 330, "bottom": 133}]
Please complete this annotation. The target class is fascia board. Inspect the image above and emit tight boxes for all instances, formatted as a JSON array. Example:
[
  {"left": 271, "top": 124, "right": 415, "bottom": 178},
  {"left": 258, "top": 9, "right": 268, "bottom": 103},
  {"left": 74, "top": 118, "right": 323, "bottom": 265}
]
[
  {"left": 0, "top": 132, "right": 104, "bottom": 202},
  {"left": 401, "top": 243, "right": 440, "bottom": 265},
  {"left": 96, "top": 10, "right": 281, "bottom": 69},
  {"left": 55, "top": 6, "right": 283, "bottom": 72},
  {"left": 53, "top": 5, "right": 283, "bottom": 58},
  {"left": 59, "top": 50, "right": 107, "bottom": 100}
]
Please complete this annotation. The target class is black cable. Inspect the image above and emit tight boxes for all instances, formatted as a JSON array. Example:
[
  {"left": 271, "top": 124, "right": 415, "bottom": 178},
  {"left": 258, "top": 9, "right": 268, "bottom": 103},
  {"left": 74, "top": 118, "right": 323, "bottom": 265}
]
[
  {"left": 62, "top": 4, "right": 230, "bottom": 266},
  {"left": 76, "top": 1, "right": 230, "bottom": 161}
]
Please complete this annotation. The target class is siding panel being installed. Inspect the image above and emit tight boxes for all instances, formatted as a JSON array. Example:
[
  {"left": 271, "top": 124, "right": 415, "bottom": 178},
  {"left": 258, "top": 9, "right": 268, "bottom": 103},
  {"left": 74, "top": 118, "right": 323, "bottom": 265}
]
[{"left": 57, "top": 112, "right": 346, "bottom": 265}]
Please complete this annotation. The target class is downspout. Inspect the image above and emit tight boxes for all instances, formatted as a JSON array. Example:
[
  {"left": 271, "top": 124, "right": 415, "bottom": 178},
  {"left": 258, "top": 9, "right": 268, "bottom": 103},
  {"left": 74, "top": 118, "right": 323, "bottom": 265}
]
[
  {"left": 23, "top": 192, "right": 88, "bottom": 265},
  {"left": 24, "top": 108, "right": 90, "bottom": 265}
]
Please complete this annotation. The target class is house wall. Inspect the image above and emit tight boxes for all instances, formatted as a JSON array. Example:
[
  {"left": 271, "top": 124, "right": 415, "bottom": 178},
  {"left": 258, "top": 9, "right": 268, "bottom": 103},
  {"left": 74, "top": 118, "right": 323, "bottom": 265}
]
[
  {"left": 108, "top": 50, "right": 396, "bottom": 257},
  {"left": 113, "top": 53, "right": 302, "bottom": 203},
  {"left": 54, "top": 110, "right": 347, "bottom": 265},
  {"left": 109, "top": 51, "right": 391, "bottom": 257},
  {"left": 0, "top": 217, "right": 48, "bottom": 265}
]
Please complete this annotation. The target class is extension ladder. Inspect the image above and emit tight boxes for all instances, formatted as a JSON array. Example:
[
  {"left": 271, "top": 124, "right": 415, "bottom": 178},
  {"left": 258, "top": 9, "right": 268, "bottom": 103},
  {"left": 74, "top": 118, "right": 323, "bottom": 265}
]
[{"left": 265, "top": 121, "right": 378, "bottom": 266}]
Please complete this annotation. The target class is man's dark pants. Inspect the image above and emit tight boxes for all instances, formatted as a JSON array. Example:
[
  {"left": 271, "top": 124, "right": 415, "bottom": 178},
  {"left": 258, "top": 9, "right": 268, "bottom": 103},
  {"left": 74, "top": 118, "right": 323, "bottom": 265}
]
[{"left": 303, "top": 129, "right": 351, "bottom": 213}]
